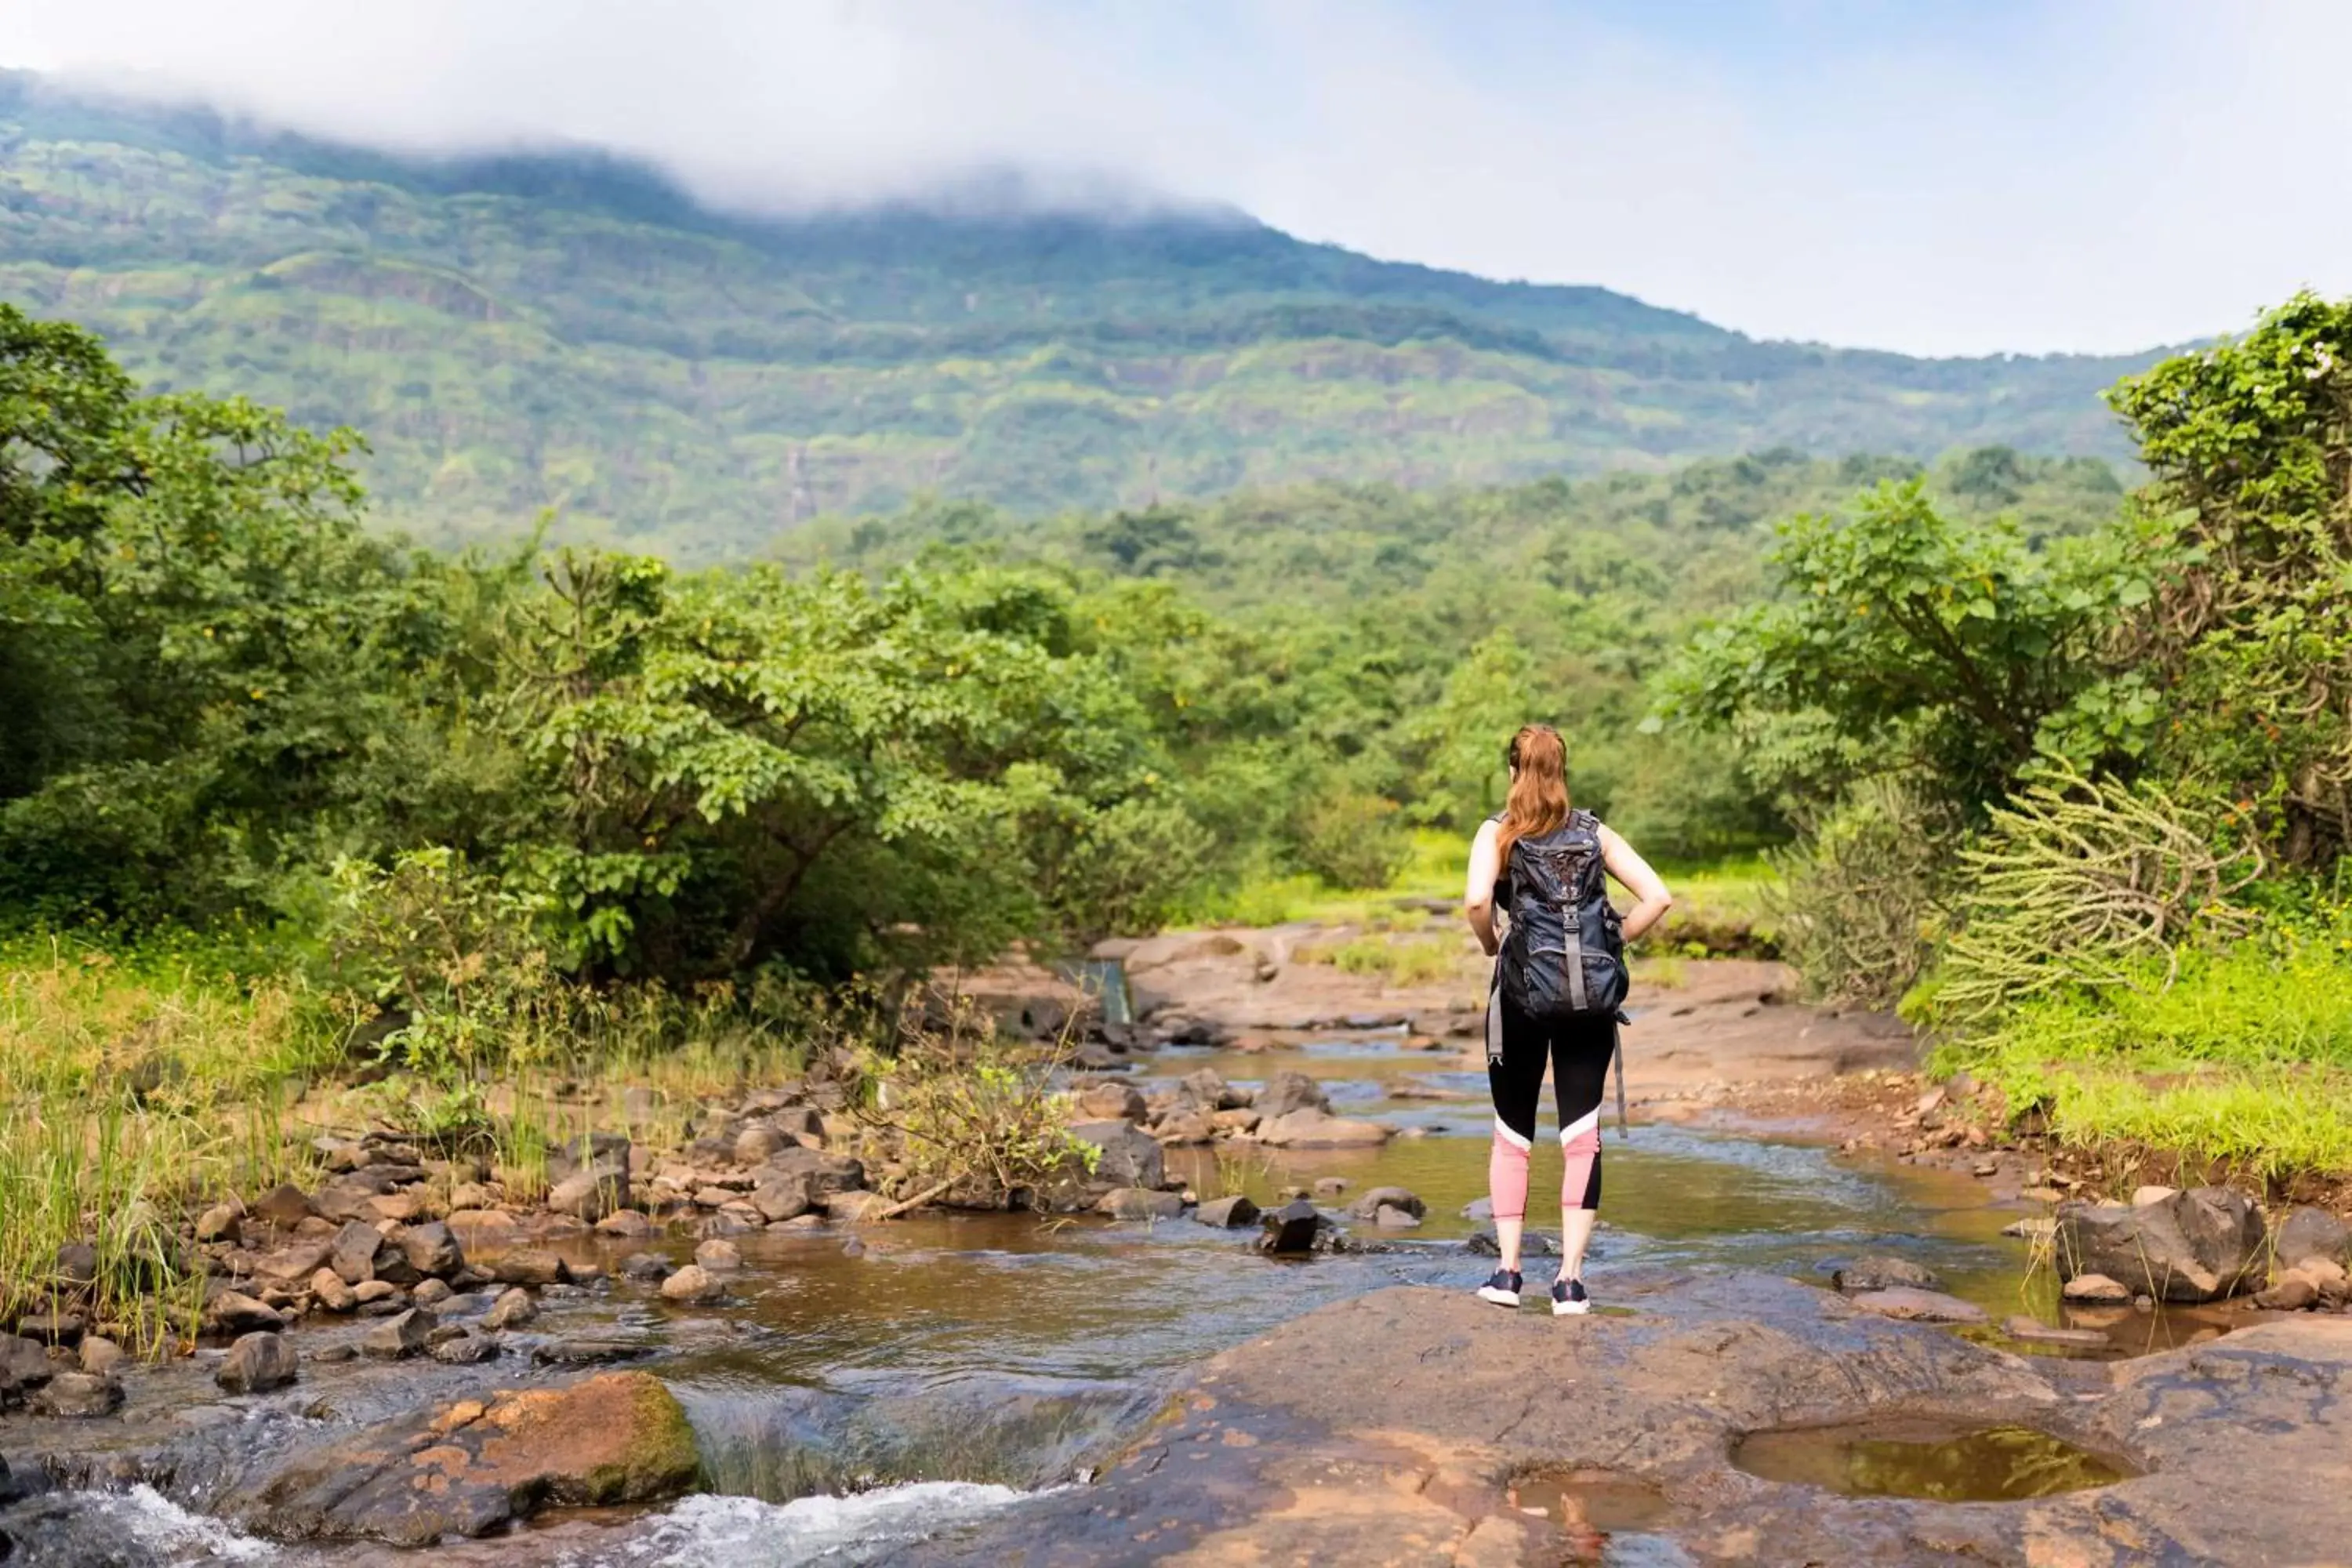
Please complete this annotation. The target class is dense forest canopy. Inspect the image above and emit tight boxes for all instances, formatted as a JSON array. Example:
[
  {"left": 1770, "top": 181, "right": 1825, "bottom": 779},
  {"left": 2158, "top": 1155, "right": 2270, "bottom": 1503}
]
[{"left": 0, "top": 72, "right": 2169, "bottom": 561}]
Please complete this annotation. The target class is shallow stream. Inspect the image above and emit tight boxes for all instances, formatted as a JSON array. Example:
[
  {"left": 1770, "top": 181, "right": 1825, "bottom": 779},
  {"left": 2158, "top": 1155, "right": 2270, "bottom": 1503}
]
[{"left": 47, "top": 1026, "right": 2230, "bottom": 1566}]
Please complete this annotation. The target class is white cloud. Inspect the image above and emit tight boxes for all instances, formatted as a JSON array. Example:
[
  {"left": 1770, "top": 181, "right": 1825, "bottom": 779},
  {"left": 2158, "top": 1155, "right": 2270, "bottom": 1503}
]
[{"left": 8, "top": 0, "right": 2352, "bottom": 355}]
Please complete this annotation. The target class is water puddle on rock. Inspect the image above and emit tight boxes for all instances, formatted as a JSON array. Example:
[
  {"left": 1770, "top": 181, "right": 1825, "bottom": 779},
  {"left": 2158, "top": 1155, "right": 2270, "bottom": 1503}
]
[{"left": 1731, "top": 1419, "right": 2136, "bottom": 1503}]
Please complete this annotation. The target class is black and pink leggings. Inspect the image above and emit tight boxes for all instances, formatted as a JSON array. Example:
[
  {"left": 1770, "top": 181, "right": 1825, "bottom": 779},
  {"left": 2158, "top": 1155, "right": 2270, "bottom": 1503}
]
[{"left": 1486, "top": 991, "right": 1616, "bottom": 1221}]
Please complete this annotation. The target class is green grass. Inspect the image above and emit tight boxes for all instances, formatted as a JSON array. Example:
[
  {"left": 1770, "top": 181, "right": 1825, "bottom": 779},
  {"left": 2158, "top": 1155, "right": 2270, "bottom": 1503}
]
[
  {"left": 0, "top": 932, "right": 340, "bottom": 1347},
  {"left": 1933, "top": 933, "right": 2352, "bottom": 1181}
]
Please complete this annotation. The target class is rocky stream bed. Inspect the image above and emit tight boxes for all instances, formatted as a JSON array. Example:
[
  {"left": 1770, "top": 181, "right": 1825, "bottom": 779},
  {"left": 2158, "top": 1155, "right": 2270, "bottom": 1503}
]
[{"left": 2, "top": 944, "right": 2347, "bottom": 1566}]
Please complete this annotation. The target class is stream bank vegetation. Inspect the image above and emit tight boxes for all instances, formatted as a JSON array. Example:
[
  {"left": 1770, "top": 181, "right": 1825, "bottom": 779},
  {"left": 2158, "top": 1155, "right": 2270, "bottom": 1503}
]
[{"left": 1664, "top": 293, "right": 2352, "bottom": 1189}]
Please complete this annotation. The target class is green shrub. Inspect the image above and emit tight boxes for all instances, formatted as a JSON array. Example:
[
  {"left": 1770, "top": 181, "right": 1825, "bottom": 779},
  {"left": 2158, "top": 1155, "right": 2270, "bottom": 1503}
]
[
  {"left": 1766, "top": 777, "right": 1955, "bottom": 1007},
  {"left": 1294, "top": 789, "right": 1414, "bottom": 891}
]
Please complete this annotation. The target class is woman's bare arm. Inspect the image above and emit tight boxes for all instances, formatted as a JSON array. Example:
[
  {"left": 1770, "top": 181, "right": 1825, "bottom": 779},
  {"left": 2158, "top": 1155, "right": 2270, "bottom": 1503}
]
[
  {"left": 1599, "top": 824, "right": 1673, "bottom": 942},
  {"left": 1462, "top": 818, "right": 1503, "bottom": 956}
]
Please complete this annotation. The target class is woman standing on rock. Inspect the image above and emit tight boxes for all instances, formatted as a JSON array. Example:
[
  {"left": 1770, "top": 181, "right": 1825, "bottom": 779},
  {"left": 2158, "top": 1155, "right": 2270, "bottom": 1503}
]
[{"left": 1463, "top": 724, "right": 1671, "bottom": 1315}]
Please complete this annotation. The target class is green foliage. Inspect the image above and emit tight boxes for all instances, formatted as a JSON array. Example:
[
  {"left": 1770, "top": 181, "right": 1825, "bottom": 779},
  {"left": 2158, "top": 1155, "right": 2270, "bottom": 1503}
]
[
  {"left": 1292, "top": 789, "right": 1414, "bottom": 891},
  {"left": 1661, "top": 480, "right": 2149, "bottom": 815},
  {"left": 0, "top": 302, "right": 451, "bottom": 925},
  {"left": 1936, "top": 911, "right": 2352, "bottom": 1180},
  {"left": 2107, "top": 292, "right": 2352, "bottom": 866},
  {"left": 0, "top": 76, "right": 2157, "bottom": 558}
]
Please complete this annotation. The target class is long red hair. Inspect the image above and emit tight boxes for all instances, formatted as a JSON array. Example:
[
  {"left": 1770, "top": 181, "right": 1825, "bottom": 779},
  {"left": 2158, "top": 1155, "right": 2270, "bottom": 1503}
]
[{"left": 1494, "top": 724, "right": 1570, "bottom": 871}]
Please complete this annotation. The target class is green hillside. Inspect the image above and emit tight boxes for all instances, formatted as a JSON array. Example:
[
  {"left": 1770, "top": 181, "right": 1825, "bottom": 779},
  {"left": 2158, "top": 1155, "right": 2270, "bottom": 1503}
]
[{"left": 0, "top": 72, "right": 2169, "bottom": 561}]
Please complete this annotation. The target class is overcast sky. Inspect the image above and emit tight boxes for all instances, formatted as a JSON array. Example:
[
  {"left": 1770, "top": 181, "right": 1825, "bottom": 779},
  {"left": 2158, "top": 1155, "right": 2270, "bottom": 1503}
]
[{"left": 7, "top": 0, "right": 2346, "bottom": 357}]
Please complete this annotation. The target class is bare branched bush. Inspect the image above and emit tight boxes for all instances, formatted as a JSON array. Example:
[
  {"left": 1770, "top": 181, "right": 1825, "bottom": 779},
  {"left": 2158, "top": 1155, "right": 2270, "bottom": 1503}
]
[
  {"left": 850, "top": 992, "right": 1098, "bottom": 1212},
  {"left": 1933, "top": 764, "right": 2263, "bottom": 1027}
]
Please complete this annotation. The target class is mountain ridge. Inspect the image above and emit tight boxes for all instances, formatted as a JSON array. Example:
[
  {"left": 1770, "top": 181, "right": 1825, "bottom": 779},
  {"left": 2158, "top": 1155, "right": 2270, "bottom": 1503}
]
[{"left": 0, "top": 71, "right": 2172, "bottom": 560}]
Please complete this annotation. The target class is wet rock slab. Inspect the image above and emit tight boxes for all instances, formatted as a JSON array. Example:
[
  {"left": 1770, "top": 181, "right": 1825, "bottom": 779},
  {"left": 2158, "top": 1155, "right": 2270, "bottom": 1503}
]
[
  {"left": 213, "top": 1369, "right": 699, "bottom": 1544},
  {"left": 916, "top": 1269, "right": 2352, "bottom": 1566}
]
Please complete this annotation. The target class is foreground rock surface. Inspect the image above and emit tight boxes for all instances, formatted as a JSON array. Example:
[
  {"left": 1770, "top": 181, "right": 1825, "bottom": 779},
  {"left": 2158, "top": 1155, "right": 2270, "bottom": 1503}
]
[
  {"left": 216, "top": 1370, "right": 699, "bottom": 1544},
  {"left": 910, "top": 1270, "right": 2352, "bottom": 1567}
]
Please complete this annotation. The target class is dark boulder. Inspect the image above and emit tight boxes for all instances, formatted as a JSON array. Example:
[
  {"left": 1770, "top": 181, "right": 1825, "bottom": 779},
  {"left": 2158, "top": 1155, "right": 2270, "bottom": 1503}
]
[
  {"left": 2058, "top": 1186, "right": 2268, "bottom": 1301},
  {"left": 1257, "top": 1200, "right": 1327, "bottom": 1256}
]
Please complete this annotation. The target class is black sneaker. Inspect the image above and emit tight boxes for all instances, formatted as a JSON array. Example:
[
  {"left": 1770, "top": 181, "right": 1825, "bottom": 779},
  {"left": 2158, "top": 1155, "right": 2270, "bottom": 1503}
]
[
  {"left": 1476, "top": 1269, "right": 1523, "bottom": 1307},
  {"left": 1551, "top": 1276, "right": 1590, "bottom": 1316}
]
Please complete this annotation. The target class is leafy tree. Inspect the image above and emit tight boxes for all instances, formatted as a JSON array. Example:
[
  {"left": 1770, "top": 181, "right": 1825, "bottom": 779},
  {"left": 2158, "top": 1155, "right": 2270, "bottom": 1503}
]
[
  {"left": 1660, "top": 480, "right": 2149, "bottom": 816},
  {"left": 2107, "top": 292, "right": 2352, "bottom": 866},
  {"left": 0, "top": 304, "right": 443, "bottom": 922}
]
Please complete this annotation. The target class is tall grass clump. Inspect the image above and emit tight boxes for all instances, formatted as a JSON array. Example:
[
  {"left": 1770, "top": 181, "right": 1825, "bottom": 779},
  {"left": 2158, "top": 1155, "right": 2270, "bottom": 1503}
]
[{"left": 0, "top": 935, "right": 338, "bottom": 1345}]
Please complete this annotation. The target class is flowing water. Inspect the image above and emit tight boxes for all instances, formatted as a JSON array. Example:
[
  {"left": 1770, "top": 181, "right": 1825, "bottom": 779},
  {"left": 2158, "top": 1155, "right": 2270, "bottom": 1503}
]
[{"left": 25, "top": 1023, "right": 2211, "bottom": 1565}]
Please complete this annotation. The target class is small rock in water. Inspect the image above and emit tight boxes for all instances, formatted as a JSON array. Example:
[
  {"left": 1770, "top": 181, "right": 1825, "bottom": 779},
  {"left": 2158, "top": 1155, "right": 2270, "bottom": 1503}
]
[
  {"left": 2002, "top": 1217, "right": 2056, "bottom": 1243},
  {"left": 2003, "top": 1315, "right": 2111, "bottom": 1349},
  {"left": 596, "top": 1210, "right": 655, "bottom": 1239},
  {"left": 216, "top": 1332, "right": 299, "bottom": 1394},
  {"left": 1194, "top": 1195, "right": 1261, "bottom": 1229},
  {"left": 1348, "top": 1186, "right": 1425, "bottom": 1221},
  {"left": 619, "top": 1254, "right": 673, "bottom": 1283},
  {"left": 412, "top": 1278, "right": 453, "bottom": 1307},
  {"left": 659, "top": 1265, "right": 724, "bottom": 1304},
  {"left": 693, "top": 1239, "right": 744, "bottom": 1272},
  {"left": 1099, "top": 1188, "right": 1186, "bottom": 1221},
  {"left": 31, "top": 1370, "right": 123, "bottom": 1417},
  {"left": 360, "top": 1308, "right": 436, "bottom": 1359},
  {"left": 1846, "top": 1288, "right": 1987, "bottom": 1324},
  {"left": 532, "top": 1338, "right": 649, "bottom": 1367},
  {"left": 1258, "top": 1199, "right": 1325, "bottom": 1256},
  {"left": 484, "top": 1287, "right": 539, "bottom": 1331},
  {"left": 430, "top": 1331, "right": 500, "bottom": 1365},
  {"left": 1465, "top": 1223, "right": 1559, "bottom": 1258},
  {"left": 310, "top": 1343, "right": 357, "bottom": 1364},
  {"left": 2062, "top": 1272, "right": 2134, "bottom": 1305},
  {"left": 1372, "top": 1204, "right": 1421, "bottom": 1229},
  {"left": 1313, "top": 1177, "right": 1350, "bottom": 1196},
  {"left": 205, "top": 1290, "right": 285, "bottom": 1336},
  {"left": 78, "top": 1337, "right": 123, "bottom": 1378},
  {"left": 1461, "top": 1197, "right": 1494, "bottom": 1222},
  {"left": 492, "top": 1250, "right": 567, "bottom": 1288},
  {"left": 1830, "top": 1255, "right": 1944, "bottom": 1294}
]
